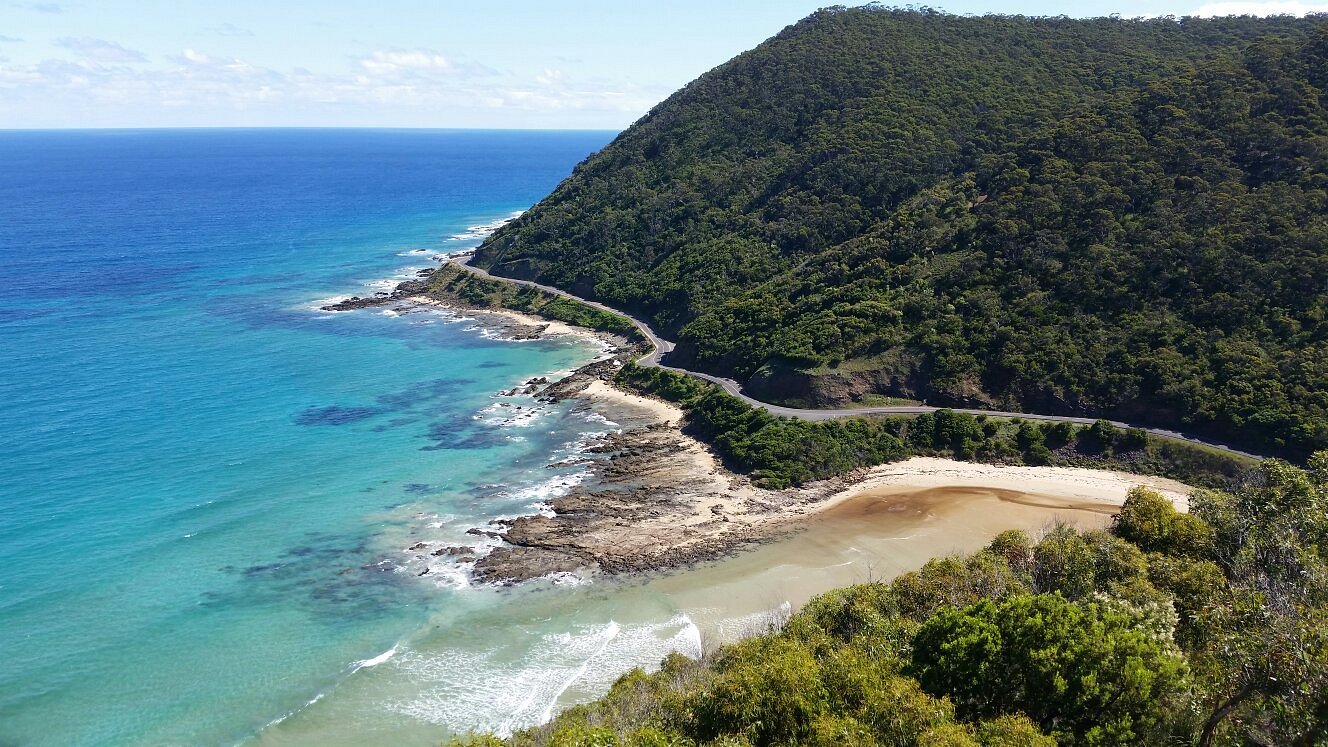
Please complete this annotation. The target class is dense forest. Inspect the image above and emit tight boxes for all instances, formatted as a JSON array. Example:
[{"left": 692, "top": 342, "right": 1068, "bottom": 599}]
[
  {"left": 457, "top": 455, "right": 1328, "bottom": 746},
  {"left": 473, "top": 9, "right": 1328, "bottom": 457},
  {"left": 616, "top": 363, "right": 1252, "bottom": 489}
]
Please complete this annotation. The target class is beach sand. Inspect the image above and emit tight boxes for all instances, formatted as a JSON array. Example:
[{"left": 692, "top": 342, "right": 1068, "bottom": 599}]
[
  {"left": 383, "top": 273, "right": 1197, "bottom": 588},
  {"left": 472, "top": 372, "right": 1196, "bottom": 584},
  {"left": 815, "top": 456, "right": 1191, "bottom": 512},
  {"left": 645, "top": 458, "right": 1188, "bottom": 607}
]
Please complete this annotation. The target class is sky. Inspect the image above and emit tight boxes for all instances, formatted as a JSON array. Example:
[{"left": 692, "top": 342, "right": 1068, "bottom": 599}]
[{"left": 0, "top": 0, "right": 1324, "bottom": 129}]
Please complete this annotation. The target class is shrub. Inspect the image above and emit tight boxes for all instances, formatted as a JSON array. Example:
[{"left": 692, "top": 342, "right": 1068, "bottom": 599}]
[
  {"left": 694, "top": 636, "right": 828, "bottom": 745},
  {"left": 909, "top": 594, "right": 1190, "bottom": 745},
  {"left": 973, "top": 714, "right": 1057, "bottom": 746},
  {"left": 1113, "top": 487, "right": 1213, "bottom": 557},
  {"left": 1031, "top": 525, "right": 1096, "bottom": 599}
]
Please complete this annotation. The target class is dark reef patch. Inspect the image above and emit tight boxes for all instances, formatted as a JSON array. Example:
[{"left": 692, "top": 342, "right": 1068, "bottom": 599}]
[
  {"left": 375, "top": 378, "right": 474, "bottom": 409},
  {"left": 295, "top": 405, "right": 384, "bottom": 426}
]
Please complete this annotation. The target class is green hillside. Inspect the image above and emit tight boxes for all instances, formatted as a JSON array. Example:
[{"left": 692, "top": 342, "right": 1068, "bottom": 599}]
[{"left": 473, "top": 8, "right": 1328, "bottom": 456}]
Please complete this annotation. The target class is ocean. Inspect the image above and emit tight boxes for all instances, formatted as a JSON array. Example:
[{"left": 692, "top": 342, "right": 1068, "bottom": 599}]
[
  {"left": 0, "top": 128, "right": 1105, "bottom": 745},
  {"left": 0, "top": 128, "right": 685, "bottom": 745}
]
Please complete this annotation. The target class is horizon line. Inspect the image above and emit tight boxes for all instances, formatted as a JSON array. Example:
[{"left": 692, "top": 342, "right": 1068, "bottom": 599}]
[{"left": 0, "top": 125, "right": 624, "bottom": 133}]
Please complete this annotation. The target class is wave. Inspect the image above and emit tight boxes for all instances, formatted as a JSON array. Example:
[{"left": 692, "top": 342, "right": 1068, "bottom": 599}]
[
  {"left": 475, "top": 401, "right": 547, "bottom": 429},
  {"left": 395, "top": 457, "right": 595, "bottom": 589},
  {"left": 255, "top": 639, "right": 406, "bottom": 739},
  {"left": 386, "top": 612, "right": 702, "bottom": 736},
  {"left": 301, "top": 263, "right": 432, "bottom": 313},
  {"left": 301, "top": 295, "right": 354, "bottom": 314},
  {"left": 509, "top": 471, "right": 587, "bottom": 517},
  {"left": 354, "top": 645, "right": 399, "bottom": 670},
  {"left": 446, "top": 210, "right": 525, "bottom": 243},
  {"left": 707, "top": 600, "right": 794, "bottom": 641},
  {"left": 396, "top": 249, "right": 447, "bottom": 259},
  {"left": 301, "top": 209, "right": 525, "bottom": 314}
]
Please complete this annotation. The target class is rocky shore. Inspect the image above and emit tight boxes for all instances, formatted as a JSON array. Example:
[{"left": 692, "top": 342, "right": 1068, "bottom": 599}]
[
  {"left": 469, "top": 372, "right": 858, "bottom": 584},
  {"left": 321, "top": 265, "right": 616, "bottom": 343},
  {"left": 460, "top": 363, "right": 1192, "bottom": 584},
  {"left": 336, "top": 263, "right": 1193, "bottom": 588},
  {"left": 320, "top": 268, "right": 435, "bottom": 311}
]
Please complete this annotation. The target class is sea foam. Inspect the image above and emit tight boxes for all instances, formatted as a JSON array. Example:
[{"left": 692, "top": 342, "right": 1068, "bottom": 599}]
[{"left": 387, "top": 612, "right": 702, "bottom": 736}]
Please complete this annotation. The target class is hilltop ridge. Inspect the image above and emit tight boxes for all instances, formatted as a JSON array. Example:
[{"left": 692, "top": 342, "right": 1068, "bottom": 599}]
[{"left": 474, "top": 8, "right": 1328, "bottom": 456}]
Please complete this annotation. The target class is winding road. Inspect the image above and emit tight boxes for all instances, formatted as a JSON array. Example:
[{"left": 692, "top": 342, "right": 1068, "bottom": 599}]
[{"left": 452, "top": 255, "right": 1262, "bottom": 461}]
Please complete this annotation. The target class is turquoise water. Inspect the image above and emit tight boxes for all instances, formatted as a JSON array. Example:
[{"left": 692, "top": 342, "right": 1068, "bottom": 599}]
[{"left": 0, "top": 129, "right": 635, "bottom": 745}]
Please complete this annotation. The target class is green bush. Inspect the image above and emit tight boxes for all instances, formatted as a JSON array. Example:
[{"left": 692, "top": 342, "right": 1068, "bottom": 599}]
[
  {"left": 1113, "top": 487, "right": 1214, "bottom": 557},
  {"left": 909, "top": 594, "right": 1190, "bottom": 745},
  {"left": 1031, "top": 525, "right": 1097, "bottom": 599},
  {"left": 694, "top": 636, "right": 828, "bottom": 745},
  {"left": 973, "top": 714, "right": 1056, "bottom": 746}
]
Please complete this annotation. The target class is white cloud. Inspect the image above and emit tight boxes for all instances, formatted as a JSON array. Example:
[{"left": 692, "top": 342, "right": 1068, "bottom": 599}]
[
  {"left": 179, "top": 48, "right": 215, "bottom": 65},
  {"left": 1188, "top": 0, "right": 1328, "bottom": 15},
  {"left": 359, "top": 50, "right": 455, "bottom": 76},
  {"left": 0, "top": 44, "right": 658, "bottom": 127},
  {"left": 172, "top": 48, "right": 270, "bottom": 78},
  {"left": 53, "top": 37, "right": 147, "bottom": 63},
  {"left": 0, "top": 35, "right": 22, "bottom": 43}
]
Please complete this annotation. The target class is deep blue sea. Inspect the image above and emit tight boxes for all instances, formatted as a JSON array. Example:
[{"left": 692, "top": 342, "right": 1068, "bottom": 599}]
[
  {"left": 0, "top": 128, "right": 913, "bottom": 747},
  {"left": 0, "top": 129, "right": 698, "bottom": 745}
]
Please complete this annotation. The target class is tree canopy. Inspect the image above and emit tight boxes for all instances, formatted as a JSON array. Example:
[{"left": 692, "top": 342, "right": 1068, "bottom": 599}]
[{"left": 475, "top": 9, "right": 1328, "bottom": 456}]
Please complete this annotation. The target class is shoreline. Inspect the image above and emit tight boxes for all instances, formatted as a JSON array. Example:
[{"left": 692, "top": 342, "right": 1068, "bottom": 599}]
[
  {"left": 469, "top": 359, "right": 1197, "bottom": 585},
  {"left": 402, "top": 294, "right": 623, "bottom": 351},
  {"left": 327, "top": 264, "right": 1196, "bottom": 587}
]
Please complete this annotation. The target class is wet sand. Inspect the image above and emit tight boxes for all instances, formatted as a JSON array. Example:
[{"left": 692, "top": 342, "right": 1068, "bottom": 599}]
[
  {"left": 636, "top": 482, "right": 1123, "bottom": 625},
  {"left": 471, "top": 370, "right": 1192, "bottom": 583},
  {"left": 535, "top": 480, "right": 1137, "bottom": 713}
]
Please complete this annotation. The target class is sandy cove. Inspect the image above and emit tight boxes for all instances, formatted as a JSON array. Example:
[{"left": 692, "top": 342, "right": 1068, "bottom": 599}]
[
  {"left": 472, "top": 367, "right": 1194, "bottom": 584},
  {"left": 325, "top": 274, "right": 1195, "bottom": 585}
]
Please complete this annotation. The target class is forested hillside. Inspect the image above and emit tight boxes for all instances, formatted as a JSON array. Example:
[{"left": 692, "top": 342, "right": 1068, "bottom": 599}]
[{"left": 474, "top": 9, "right": 1328, "bottom": 456}]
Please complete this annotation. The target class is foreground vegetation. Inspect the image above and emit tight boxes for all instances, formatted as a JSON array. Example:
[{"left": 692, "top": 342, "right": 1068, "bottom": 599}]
[
  {"left": 455, "top": 455, "right": 1328, "bottom": 746},
  {"left": 617, "top": 363, "right": 1254, "bottom": 490},
  {"left": 476, "top": 9, "right": 1328, "bottom": 457},
  {"left": 424, "top": 263, "right": 641, "bottom": 339}
]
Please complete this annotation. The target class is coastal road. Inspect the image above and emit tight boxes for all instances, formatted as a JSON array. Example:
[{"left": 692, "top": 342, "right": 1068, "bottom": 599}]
[{"left": 452, "top": 256, "right": 1261, "bottom": 460}]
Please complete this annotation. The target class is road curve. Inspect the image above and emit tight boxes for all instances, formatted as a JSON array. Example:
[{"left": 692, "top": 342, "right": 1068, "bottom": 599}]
[{"left": 452, "top": 256, "right": 1261, "bottom": 461}]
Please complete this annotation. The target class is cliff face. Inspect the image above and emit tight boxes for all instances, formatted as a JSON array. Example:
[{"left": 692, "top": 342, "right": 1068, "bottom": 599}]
[{"left": 475, "top": 9, "right": 1328, "bottom": 455}]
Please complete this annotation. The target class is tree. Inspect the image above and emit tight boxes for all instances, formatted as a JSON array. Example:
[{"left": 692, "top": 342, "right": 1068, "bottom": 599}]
[
  {"left": 1188, "top": 456, "right": 1328, "bottom": 747},
  {"left": 909, "top": 594, "right": 1190, "bottom": 745},
  {"left": 694, "top": 636, "right": 828, "bottom": 745},
  {"left": 1112, "top": 486, "right": 1213, "bottom": 556}
]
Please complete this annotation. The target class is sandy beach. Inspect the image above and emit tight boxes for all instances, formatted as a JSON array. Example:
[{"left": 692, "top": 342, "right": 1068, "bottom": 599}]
[
  {"left": 470, "top": 370, "right": 1196, "bottom": 584},
  {"left": 817, "top": 456, "right": 1191, "bottom": 512},
  {"left": 347, "top": 266, "right": 1199, "bottom": 587}
]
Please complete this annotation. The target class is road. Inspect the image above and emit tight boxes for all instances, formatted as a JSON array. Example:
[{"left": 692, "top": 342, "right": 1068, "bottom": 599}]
[{"left": 452, "top": 255, "right": 1261, "bottom": 460}]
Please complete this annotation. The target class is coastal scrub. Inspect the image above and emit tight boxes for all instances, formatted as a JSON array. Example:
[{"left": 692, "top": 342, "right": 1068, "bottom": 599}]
[{"left": 460, "top": 456, "right": 1328, "bottom": 746}]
